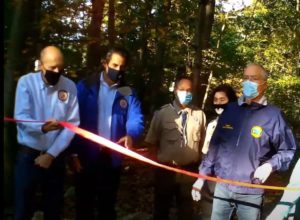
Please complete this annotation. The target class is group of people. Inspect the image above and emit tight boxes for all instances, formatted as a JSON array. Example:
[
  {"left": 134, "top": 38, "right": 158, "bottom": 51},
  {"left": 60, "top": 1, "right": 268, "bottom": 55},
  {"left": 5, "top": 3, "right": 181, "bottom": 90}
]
[{"left": 13, "top": 45, "right": 298, "bottom": 220}]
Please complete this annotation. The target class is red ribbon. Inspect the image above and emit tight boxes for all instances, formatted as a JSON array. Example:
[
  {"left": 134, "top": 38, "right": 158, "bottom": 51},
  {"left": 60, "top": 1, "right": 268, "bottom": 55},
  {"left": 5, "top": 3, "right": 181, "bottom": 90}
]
[{"left": 4, "top": 117, "right": 300, "bottom": 191}]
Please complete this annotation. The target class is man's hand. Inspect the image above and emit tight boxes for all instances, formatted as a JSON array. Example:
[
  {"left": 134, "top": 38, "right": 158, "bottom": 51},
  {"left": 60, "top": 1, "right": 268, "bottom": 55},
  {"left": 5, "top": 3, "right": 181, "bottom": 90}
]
[
  {"left": 253, "top": 163, "right": 273, "bottom": 184},
  {"left": 191, "top": 179, "right": 204, "bottom": 201},
  {"left": 69, "top": 155, "right": 82, "bottom": 173},
  {"left": 117, "top": 135, "right": 133, "bottom": 149},
  {"left": 42, "top": 119, "right": 63, "bottom": 133},
  {"left": 34, "top": 153, "right": 55, "bottom": 169}
]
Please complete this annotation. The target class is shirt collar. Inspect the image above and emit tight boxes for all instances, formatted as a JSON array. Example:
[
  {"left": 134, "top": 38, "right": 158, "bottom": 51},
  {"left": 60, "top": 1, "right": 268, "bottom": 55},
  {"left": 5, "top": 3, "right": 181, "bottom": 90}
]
[
  {"left": 172, "top": 100, "right": 190, "bottom": 115},
  {"left": 238, "top": 95, "right": 268, "bottom": 106},
  {"left": 39, "top": 72, "right": 48, "bottom": 90},
  {"left": 100, "top": 71, "right": 119, "bottom": 88},
  {"left": 39, "top": 71, "right": 62, "bottom": 90}
]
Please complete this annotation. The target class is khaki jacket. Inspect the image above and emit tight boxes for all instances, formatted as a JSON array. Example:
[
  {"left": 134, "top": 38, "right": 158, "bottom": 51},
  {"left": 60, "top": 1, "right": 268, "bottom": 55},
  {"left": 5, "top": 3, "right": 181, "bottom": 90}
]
[{"left": 145, "top": 101, "right": 206, "bottom": 166}]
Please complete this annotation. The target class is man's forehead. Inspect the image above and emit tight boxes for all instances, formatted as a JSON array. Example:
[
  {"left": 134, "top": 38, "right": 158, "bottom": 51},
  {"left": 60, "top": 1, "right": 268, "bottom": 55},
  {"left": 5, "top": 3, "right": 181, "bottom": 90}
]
[
  {"left": 110, "top": 53, "right": 125, "bottom": 63},
  {"left": 42, "top": 58, "right": 64, "bottom": 67},
  {"left": 244, "top": 65, "right": 262, "bottom": 75},
  {"left": 177, "top": 79, "right": 192, "bottom": 87},
  {"left": 43, "top": 56, "right": 63, "bottom": 63}
]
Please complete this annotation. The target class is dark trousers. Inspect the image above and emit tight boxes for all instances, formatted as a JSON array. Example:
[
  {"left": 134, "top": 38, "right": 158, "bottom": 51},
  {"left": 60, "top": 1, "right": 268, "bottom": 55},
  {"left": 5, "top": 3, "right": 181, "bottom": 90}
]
[
  {"left": 14, "top": 150, "right": 65, "bottom": 220},
  {"left": 74, "top": 151, "right": 122, "bottom": 220},
  {"left": 153, "top": 164, "right": 197, "bottom": 220}
]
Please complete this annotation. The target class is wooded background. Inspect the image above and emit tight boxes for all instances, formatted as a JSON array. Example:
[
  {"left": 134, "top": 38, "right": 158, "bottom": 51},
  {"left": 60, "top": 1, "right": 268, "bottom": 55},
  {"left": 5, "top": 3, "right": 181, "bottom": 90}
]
[{"left": 4, "top": 0, "right": 300, "bottom": 206}]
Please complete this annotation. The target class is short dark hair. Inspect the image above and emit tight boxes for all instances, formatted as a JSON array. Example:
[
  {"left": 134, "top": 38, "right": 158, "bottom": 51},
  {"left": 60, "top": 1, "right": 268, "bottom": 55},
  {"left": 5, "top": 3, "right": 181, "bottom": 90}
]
[
  {"left": 174, "top": 75, "right": 192, "bottom": 89},
  {"left": 103, "top": 47, "right": 129, "bottom": 66},
  {"left": 211, "top": 84, "right": 237, "bottom": 104}
]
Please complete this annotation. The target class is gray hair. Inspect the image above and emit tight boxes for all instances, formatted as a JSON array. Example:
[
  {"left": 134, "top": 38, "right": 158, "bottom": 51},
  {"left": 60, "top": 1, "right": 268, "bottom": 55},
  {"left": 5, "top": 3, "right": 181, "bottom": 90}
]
[{"left": 246, "top": 63, "right": 268, "bottom": 81}]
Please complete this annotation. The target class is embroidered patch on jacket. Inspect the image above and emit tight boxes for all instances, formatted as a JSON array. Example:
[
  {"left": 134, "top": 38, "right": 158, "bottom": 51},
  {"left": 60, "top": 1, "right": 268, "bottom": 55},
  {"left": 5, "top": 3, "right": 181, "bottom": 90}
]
[
  {"left": 58, "top": 90, "right": 68, "bottom": 102},
  {"left": 222, "top": 124, "right": 233, "bottom": 129},
  {"left": 119, "top": 99, "right": 128, "bottom": 109},
  {"left": 251, "top": 126, "right": 263, "bottom": 138}
]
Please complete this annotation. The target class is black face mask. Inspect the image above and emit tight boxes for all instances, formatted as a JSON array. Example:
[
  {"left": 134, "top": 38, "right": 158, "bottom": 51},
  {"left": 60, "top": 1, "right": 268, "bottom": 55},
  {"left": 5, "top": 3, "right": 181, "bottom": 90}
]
[
  {"left": 212, "top": 104, "right": 227, "bottom": 109},
  {"left": 212, "top": 103, "right": 228, "bottom": 115},
  {"left": 44, "top": 70, "right": 62, "bottom": 86},
  {"left": 107, "top": 67, "right": 124, "bottom": 83}
]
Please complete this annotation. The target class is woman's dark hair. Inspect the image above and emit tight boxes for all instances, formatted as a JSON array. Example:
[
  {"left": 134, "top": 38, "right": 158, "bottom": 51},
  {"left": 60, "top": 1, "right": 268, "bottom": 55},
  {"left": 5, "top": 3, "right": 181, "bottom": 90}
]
[{"left": 211, "top": 84, "right": 237, "bottom": 104}]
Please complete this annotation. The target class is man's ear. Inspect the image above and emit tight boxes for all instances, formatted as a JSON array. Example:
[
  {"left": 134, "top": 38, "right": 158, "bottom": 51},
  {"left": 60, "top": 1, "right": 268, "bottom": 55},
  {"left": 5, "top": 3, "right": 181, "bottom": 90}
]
[
  {"left": 262, "top": 82, "right": 268, "bottom": 93},
  {"left": 101, "top": 58, "right": 107, "bottom": 69},
  {"left": 34, "top": 60, "right": 41, "bottom": 71},
  {"left": 174, "top": 89, "right": 177, "bottom": 97}
]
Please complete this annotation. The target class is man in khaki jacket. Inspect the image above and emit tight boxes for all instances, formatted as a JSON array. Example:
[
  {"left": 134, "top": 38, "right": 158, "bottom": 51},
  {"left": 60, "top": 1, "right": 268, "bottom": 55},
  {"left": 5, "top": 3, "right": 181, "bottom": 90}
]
[{"left": 145, "top": 76, "right": 206, "bottom": 220}]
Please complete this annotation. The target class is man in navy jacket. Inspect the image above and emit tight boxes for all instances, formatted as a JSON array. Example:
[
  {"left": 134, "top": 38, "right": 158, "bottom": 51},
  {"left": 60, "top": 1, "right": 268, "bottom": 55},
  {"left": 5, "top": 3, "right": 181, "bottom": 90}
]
[
  {"left": 71, "top": 47, "right": 144, "bottom": 220},
  {"left": 191, "top": 63, "right": 297, "bottom": 220}
]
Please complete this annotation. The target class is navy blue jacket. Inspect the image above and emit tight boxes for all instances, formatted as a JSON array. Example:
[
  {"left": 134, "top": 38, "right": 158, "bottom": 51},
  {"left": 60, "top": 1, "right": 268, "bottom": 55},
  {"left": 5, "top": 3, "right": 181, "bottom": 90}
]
[
  {"left": 71, "top": 72, "right": 144, "bottom": 168},
  {"left": 200, "top": 100, "right": 297, "bottom": 194}
]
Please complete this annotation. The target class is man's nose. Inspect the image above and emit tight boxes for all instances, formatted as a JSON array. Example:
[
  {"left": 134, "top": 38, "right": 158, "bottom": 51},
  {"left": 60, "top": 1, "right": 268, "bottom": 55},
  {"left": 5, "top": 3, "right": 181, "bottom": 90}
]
[{"left": 53, "top": 67, "right": 60, "bottom": 73}]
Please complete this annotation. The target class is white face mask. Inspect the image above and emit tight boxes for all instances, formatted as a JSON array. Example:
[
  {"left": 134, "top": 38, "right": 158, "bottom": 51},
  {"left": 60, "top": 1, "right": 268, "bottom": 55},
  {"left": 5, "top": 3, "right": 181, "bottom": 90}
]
[{"left": 215, "top": 108, "right": 224, "bottom": 115}]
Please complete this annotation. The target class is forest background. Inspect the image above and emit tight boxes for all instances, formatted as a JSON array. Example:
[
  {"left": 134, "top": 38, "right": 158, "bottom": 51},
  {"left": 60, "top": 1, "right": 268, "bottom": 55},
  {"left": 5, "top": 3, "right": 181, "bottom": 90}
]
[{"left": 4, "top": 0, "right": 300, "bottom": 217}]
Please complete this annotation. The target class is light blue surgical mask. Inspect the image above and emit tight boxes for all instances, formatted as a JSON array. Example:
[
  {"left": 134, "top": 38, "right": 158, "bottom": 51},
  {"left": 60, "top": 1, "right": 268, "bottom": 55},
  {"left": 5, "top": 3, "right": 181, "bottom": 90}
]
[
  {"left": 177, "top": 91, "right": 193, "bottom": 105},
  {"left": 242, "top": 80, "right": 259, "bottom": 99}
]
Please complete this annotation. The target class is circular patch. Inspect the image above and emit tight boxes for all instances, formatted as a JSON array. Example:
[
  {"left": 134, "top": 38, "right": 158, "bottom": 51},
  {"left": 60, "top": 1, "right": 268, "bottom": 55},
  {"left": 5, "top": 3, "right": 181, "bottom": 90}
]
[
  {"left": 119, "top": 99, "right": 128, "bottom": 108},
  {"left": 251, "top": 126, "right": 263, "bottom": 138},
  {"left": 58, "top": 90, "right": 68, "bottom": 102}
]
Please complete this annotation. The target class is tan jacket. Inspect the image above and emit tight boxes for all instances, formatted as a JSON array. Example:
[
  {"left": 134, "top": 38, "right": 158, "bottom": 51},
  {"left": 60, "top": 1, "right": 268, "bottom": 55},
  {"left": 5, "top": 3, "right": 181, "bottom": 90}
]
[
  {"left": 145, "top": 101, "right": 206, "bottom": 166},
  {"left": 202, "top": 117, "right": 218, "bottom": 154}
]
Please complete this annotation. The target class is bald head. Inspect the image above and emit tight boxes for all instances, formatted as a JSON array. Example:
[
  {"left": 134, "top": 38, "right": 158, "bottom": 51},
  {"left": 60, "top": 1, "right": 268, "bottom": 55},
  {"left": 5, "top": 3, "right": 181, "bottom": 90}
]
[
  {"left": 39, "top": 46, "right": 64, "bottom": 85},
  {"left": 40, "top": 46, "right": 64, "bottom": 74}
]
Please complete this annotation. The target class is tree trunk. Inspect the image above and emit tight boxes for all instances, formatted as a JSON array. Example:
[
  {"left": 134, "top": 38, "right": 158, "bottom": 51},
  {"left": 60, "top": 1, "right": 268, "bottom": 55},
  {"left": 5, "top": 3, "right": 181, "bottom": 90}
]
[
  {"left": 134, "top": 1, "right": 153, "bottom": 116},
  {"left": 192, "top": 0, "right": 215, "bottom": 108},
  {"left": 149, "top": 0, "right": 172, "bottom": 112},
  {"left": 108, "top": 0, "right": 116, "bottom": 46},
  {"left": 4, "top": 0, "right": 41, "bottom": 206},
  {"left": 86, "top": 0, "right": 106, "bottom": 72}
]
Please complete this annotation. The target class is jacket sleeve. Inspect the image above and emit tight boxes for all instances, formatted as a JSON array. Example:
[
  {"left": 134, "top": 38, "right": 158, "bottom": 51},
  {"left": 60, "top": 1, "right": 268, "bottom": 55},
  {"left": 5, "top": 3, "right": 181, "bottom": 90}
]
[
  {"left": 266, "top": 111, "right": 297, "bottom": 171},
  {"left": 202, "top": 119, "right": 217, "bottom": 154},
  {"left": 199, "top": 111, "right": 207, "bottom": 154},
  {"left": 144, "top": 111, "right": 161, "bottom": 146},
  {"left": 199, "top": 119, "right": 220, "bottom": 175},
  {"left": 126, "top": 90, "right": 144, "bottom": 144},
  {"left": 66, "top": 80, "right": 86, "bottom": 155}
]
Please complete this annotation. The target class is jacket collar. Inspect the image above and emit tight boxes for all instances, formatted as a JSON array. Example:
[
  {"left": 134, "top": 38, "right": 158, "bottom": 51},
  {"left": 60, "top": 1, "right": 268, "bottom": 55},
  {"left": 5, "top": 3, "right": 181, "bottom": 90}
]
[{"left": 238, "top": 95, "right": 268, "bottom": 106}]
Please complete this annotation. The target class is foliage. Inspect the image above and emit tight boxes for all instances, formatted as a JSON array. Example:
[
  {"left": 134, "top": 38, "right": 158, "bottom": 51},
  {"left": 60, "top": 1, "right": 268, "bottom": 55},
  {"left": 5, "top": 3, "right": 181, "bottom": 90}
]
[
  {"left": 4, "top": 0, "right": 300, "bottom": 129},
  {"left": 208, "top": 0, "right": 300, "bottom": 131}
]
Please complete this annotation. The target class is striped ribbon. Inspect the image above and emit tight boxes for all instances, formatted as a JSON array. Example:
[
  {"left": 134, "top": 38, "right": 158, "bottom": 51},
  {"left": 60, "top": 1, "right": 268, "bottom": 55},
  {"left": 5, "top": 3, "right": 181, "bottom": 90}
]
[{"left": 4, "top": 117, "right": 300, "bottom": 191}]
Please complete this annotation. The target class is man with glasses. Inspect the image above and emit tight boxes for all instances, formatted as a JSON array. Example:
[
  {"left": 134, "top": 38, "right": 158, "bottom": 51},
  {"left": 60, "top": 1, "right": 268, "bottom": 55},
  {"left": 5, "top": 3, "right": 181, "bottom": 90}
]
[{"left": 191, "top": 63, "right": 297, "bottom": 220}]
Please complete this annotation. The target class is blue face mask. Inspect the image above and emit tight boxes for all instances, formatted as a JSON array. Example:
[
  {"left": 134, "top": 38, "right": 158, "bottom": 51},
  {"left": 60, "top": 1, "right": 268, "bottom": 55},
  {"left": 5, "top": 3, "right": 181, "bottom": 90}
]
[
  {"left": 177, "top": 91, "right": 193, "bottom": 105},
  {"left": 242, "top": 80, "right": 259, "bottom": 99}
]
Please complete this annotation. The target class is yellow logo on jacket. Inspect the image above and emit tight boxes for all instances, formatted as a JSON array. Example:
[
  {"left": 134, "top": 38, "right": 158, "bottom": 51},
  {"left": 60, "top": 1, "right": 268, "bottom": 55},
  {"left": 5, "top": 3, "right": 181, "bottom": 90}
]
[
  {"left": 222, "top": 124, "right": 233, "bottom": 129},
  {"left": 251, "top": 126, "right": 263, "bottom": 138}
]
